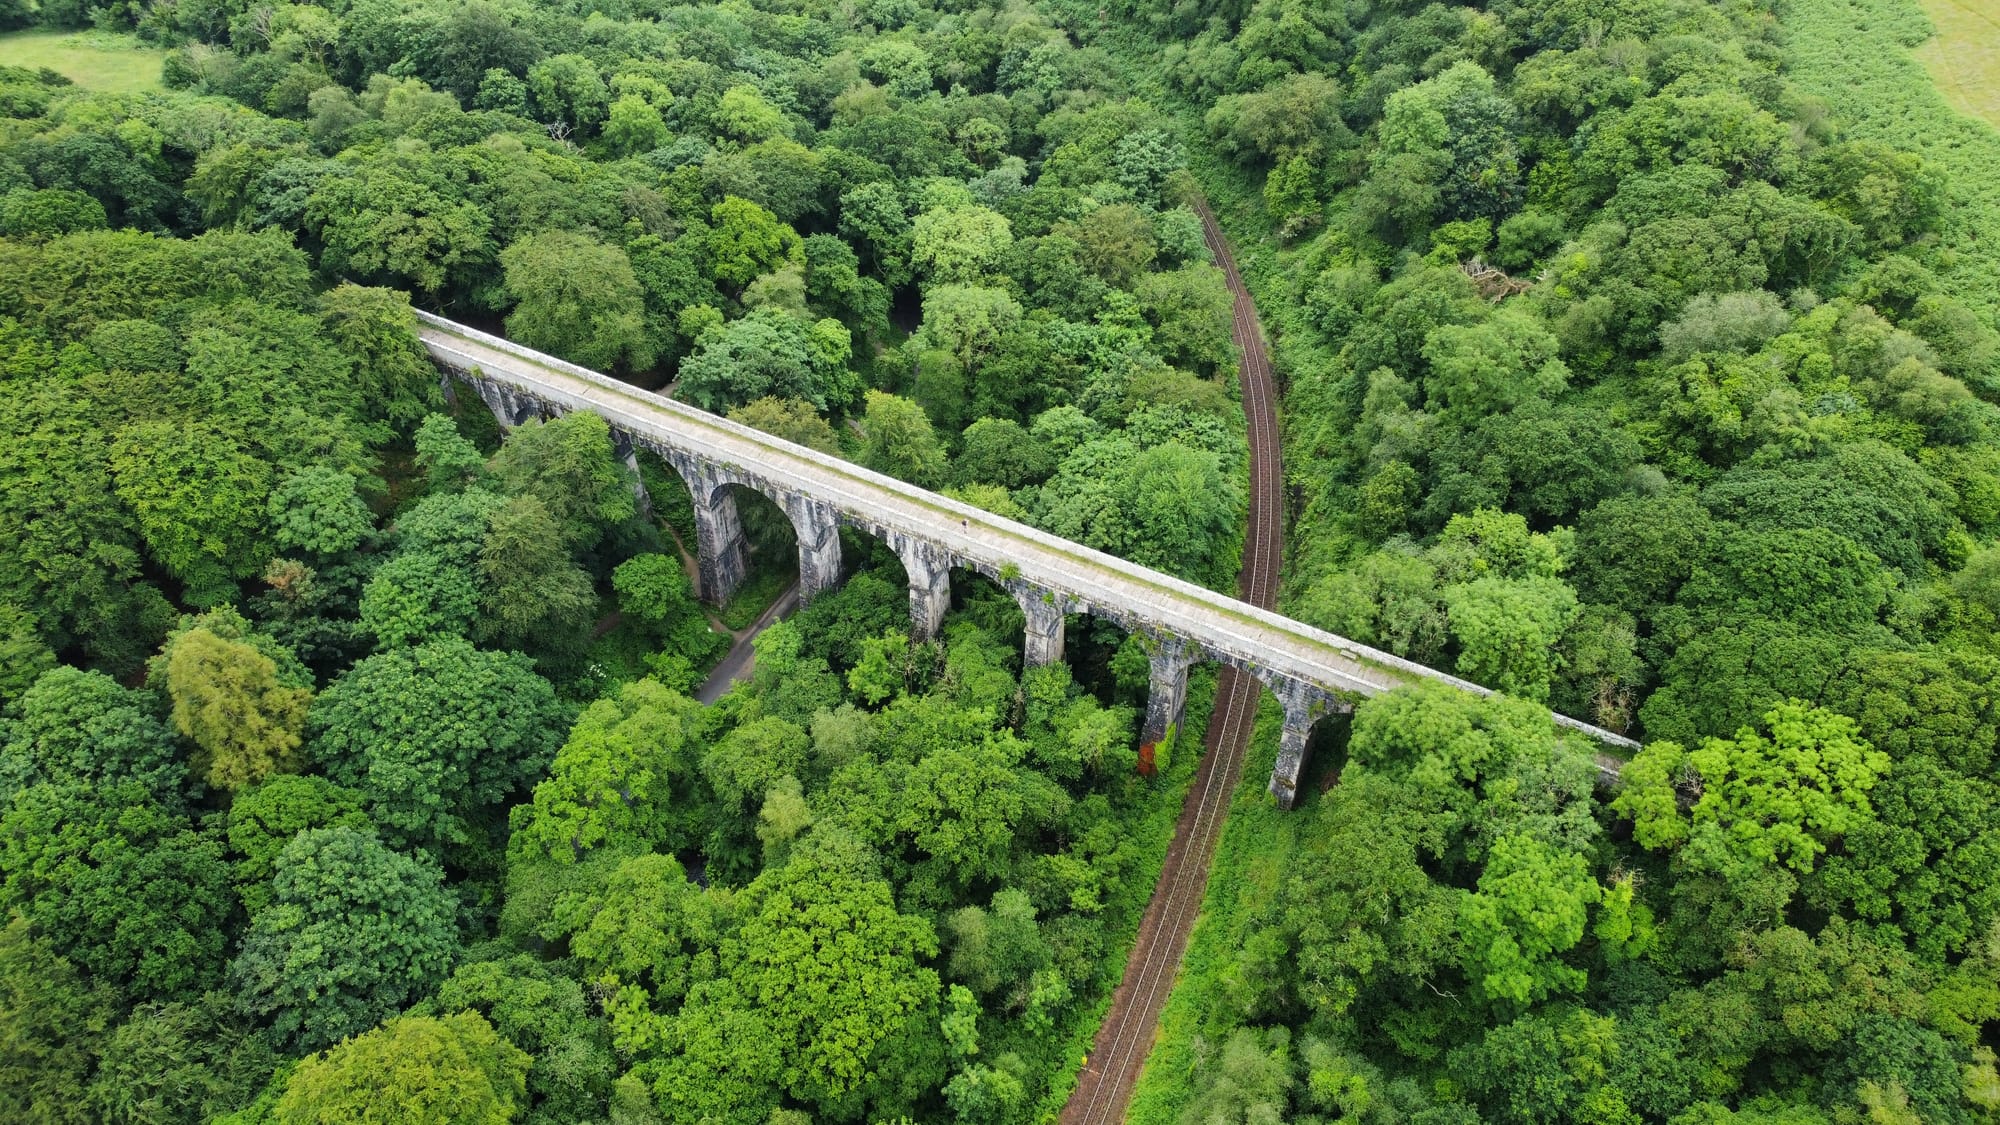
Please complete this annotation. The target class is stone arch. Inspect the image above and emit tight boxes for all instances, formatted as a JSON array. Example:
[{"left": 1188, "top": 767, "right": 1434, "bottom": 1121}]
[
  {"left": 702, "top": 477, "right": 842, "bottom": 605},
  {"left": 635, "top": 451, "right": 831, "bottom": 607},
  {"left": 961, "top": 561, "right": 1082, "bottom": 673}
]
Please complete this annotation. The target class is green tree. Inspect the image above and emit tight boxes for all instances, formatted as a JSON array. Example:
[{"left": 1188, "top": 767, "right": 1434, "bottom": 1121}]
[
  {"left": 162, "top": 626, "right": 312, "bottom": 791},
  {"left": 677, "top": 310, "right": 852, "bottom": 414},
  {"left": 528, "top": 54, "right": 610, "bottom": 132},
  {"left": 413, "top": 415, "right": 487, "bottom": 493},
  {"left": 231, "top": 826, "right": 459, "bottom": 1051},
  {"left": 1176, "top": 1028, "right": 1294, "bottom": 1125},
  {"left": 838, "top": 181, "right": 913, "bottom": 287},
  {"left": 423, "top": 953, "right": 615, "bottom": 1122},
  {"left": 714, "top": 85, "right": 789, "bottom": 142},
  {"left": 1263, "top": 153, "right": 1324, "bottom": 238},
  {"left": 0, "top": 188, "right": 107, "bottom": 241},
  {"left": 955, "top": 418, "right": 1052, "bottom": 488},
  {"left": 226, "top": 774, "right": 370, "bottom": 916},
  {"left": 678, "top": 854, "right": 940, "bottom": 1115},
  {"left": 604, "top": 94, "right": 669, "bottom": 158},
  {"left": 0, "top": 381, "right": 148, "bottom": 659},
  {"left": 1450, "top": 1007, "right": 1635, "bottom": 1125},
  {"left": 1060, "top": 204, "right": 1157, "bottom": 286},
  {"left": 489, "top": 411, "right": 637, "bottom": 549},
  {"left": 357, "top": 547, "right": 482, "bottom": 647},
  {"left": 568, "top": 852, "right": 720, "bottom": 1015},
  {"left": 701, "top": 715, "right": 811, "bottom": 815},
  {"left": 944, "top": 888, "right": 1049, "bottom": 1000},
  {"left": 308, "top": 639, "right": 566, "bottom": 848},
  {"left": 916, "top": 284, "right": 1022, "bottom": 371},
  {"left": 304, "top": 163, "right": 493, "bottom": 295},
  {"left": 318, "top": 283, "right": 438, "bottom": 428},
  {"left": 87, "top": 994, "right": 275, "bottom": 1125},
  {"left": 0, "top": 604, "right": 54, "bottom": 713},
  {"left": 501, "top": 231, "right": 654, "bottom": 371},
  {"left": 0, "top": 781, "right": 231, "bottom": 1003},
  {"left": 2, "top": 665, "right": 183, "bottom": 801},
  {"left": 859, "top": 390, "right": 947, "bottom": 486},
  {"left": 1276, "top": 773, "right": 1461, "bottom": 1025},
  {"left": 268, "top": 466, "right": 375, "bottom": 559},
  {"left": 613, "top": 554, "right": 722, "bottom": 677},
  {"left": 109, "top": 420, "right": 272, "bottom": 606},
  {"left": 476, "top": 494, "right": 599, "bottom": 650},
  {"left": 1616, "top": 701, "right": 1891, "bottom": 872},
  {"left": 1458, "top": 835, "right": 1602, "bottom": 1006},
  {"left": 1380, "top": 63, "right": 1522, "bottom": 222},
  {"left": 274, "top": 1011, "right": 529, "bottom": 1125},
  {"left": 0, "top": 915, "right": 117, "bottom": 1125},
  {"left": 1036, "top": 438, "right": 1239, "bottom": 582},
  {"left": 1421, "top": 310, "right": 1570, "bottom": 423},
  {"left": 1134, "top": 265, "right": 1235, "bottom": 374}
]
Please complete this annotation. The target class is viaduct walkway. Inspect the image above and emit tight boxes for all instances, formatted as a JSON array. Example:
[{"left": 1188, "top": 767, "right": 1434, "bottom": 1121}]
[{"left": 418, "top": 313, "right": 1636, "bottom": 807}]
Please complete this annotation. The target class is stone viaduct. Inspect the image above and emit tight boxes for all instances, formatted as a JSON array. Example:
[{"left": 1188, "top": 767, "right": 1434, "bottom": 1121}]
[{"left": 417, "top": 312, "right": 1638, "bottom": 806}]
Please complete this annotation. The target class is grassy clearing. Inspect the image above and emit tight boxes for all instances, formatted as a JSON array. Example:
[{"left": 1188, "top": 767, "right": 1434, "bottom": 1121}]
[
  {"left": 1914, "top": 0, "right": 2000, "bottom": 128},
  {"left": 0, "top": 31, "right": 166, "bottom": 93},
  {"left": 1784, "top": 0, "right": 2000, "bottom": 316},
  {"left": 1125, "top": 695, "right": 1291, "bottom": 1124}
]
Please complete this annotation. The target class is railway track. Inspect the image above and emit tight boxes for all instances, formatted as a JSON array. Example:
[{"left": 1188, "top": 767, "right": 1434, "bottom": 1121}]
[{"left": 1059, "top": 199, "right": 1284, "bottom": 1125}]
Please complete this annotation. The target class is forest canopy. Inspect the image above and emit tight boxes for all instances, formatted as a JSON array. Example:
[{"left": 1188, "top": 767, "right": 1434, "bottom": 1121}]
[{"left": 3, "top": 0, "right": 2000, "bottom": 1119}]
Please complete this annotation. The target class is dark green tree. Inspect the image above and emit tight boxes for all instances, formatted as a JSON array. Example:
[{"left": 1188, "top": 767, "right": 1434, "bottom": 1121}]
[{"left": 231, "top": 826, "right": 459, "bottom": 1052}]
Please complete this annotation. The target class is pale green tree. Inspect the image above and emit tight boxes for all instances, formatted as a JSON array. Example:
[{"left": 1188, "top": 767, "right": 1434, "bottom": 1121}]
[
  {"left": 708, "top": 197, "right": 800, "bottom": 290},
  {"left": 1442, "top": 576, "right": 1581, "bottom": 702},
  {"left": 911, "top": 206, "right": 1013, "bottom": 284},
  {"left": 162, "top": 628, "right": 312, "bottom": 792},
  {"left": 1457, "top": 833, "right": 1601, "bottom": 1006},
  {"left": 728, "top": 397, "right": 842, "bottom": 453},
  {"left": 714, "top": 85, "right": 789, "bottom": 142},
  {"left": 859, "top": 391, "right": 948, "bottom": 486},
  {"left": 274, "top": 1011, "right": 529, "bottom": 1125},
  {"left": 1614, "top": 700, "right": 1891, "bottom": 872},
  {"left": 509, "top": 678, "right": 708, "bottom": 862},
  {"left": 604, "top": 94, "right": 669, "bottom": 157},
  {"left": 501, "top": 231, "right": 654, "bottom": 371}
]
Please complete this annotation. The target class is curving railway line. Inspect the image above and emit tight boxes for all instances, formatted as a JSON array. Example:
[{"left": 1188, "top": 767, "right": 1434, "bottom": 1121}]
[{"left": 1060, "top": 199, "right": 1285, "bottom": 1125}]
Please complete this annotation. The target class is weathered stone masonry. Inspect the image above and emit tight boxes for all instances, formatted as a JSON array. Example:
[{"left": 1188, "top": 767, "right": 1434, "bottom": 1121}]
[{"left": 420, "top": 312, "right": 1637, "bottom": 807}]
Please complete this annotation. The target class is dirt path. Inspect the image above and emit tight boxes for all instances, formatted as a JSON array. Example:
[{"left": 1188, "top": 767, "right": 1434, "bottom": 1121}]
[{"left": 1060, "top": 199, "right": 1285, "bottom": 1125}]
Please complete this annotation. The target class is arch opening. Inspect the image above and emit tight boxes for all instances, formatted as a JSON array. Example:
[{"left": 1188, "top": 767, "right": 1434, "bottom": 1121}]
[
  {"left": 710, "top": 482, "right": 798, "bottom": 627},
  {"left": 946, "top": 565, "right": 1026, "bottom": 660}
]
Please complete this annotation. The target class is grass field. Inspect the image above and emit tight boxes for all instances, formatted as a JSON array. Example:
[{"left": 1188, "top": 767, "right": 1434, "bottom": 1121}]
[
  {"left": 0, "top": 30, "right": 165, "bottom": 93},
  {"left": 1785, "top": 0, "right": 2000, "bottom": 316},
  {"left": 1915, "top": 0, "right": 2000, "bottom": 128}
]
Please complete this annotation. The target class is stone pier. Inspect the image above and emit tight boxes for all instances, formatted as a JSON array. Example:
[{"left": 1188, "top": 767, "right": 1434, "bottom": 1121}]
[
  {"left": 1019, "top": 591, "right": 1066, "bottom": 668},
  {"left": 1140, "top": 638, "right": 1195, "bottom": 750}
]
